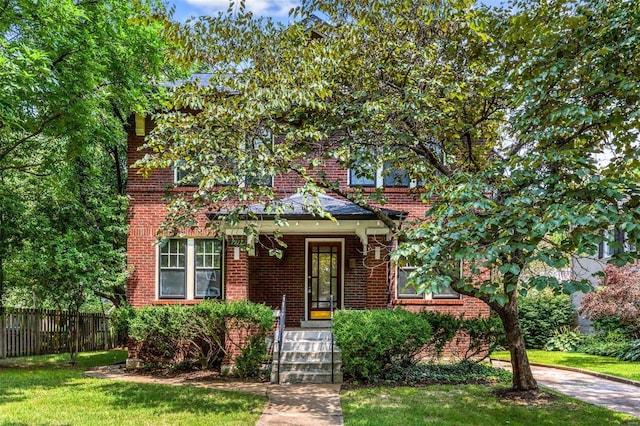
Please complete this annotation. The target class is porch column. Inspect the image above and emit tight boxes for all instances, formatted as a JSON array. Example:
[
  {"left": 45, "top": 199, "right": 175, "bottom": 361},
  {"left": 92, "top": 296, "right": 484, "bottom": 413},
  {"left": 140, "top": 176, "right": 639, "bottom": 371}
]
[
  {"left": 225, "top": 238, "right": 249, "bottom": 301},
  {"left": 365, "top": 236, "right": 389, "bottom": 309}
]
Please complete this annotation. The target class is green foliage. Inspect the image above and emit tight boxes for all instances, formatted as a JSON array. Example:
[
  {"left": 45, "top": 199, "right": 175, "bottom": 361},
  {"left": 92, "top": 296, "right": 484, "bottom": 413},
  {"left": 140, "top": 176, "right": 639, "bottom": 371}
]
[
  {"left": 110, "top": 304, "right": 136, "bottom": 346},
  {"left": 543, "top": 327, "right": 585, "bottom": 352},
  {"left": 0, "top": 0, "right": 168, "bottom": 311},
  {"left": 418, "top": 311, "right": 461, "bottom": 357},
  {"left": 518, "top": 290, "right": 578, "bottom": 349},
  {"left": 129, "top": 305, "right": 193, "bottom": 365},
  {"left": 618, "top": 340, "right": 640, "bottom": 362},
  {"left": 234, "top": 334, "right": 270, "bottom": 379},
  {"left": 579, "top": 328, "right": 631, "bottom": 358},
  {"left": 127, "top": 301, "right": 274, "bottom": 374},
  {"left": 333, "top": 309, "right": 433, "bottom": 381},
  {"left": 380, "top": 361, "right": 511, "bottom": 385},
  {"left": 458, "top": 315, "right": 506, "bottom": 360}
]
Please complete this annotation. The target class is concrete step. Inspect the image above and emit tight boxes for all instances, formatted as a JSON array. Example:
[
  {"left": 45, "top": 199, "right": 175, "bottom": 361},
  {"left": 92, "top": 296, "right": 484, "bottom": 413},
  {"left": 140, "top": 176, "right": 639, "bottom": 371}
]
[
  {"left": 277, "top": 371, "right": 343, "bottom": 384},
  {"left": 277, "top": 351, "right": 341, "bottom": 363},
  {"left": 276, "top": 361, "right": 342, "bottom": 373},
  {"left": 283, "top": 330, "right": 333, "bottom": 342},
  {"left": 279, "top": 341, "right": 339, "bottom": 352},
  {"left": 300, "top": 320, "right": 332, "bottom": 328}
]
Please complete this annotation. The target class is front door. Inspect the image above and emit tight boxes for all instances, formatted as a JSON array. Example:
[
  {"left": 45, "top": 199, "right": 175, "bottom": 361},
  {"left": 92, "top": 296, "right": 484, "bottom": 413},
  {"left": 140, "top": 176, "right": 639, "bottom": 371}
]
[{"left": 307, "top": 241, "right": 342, "bottom": 320}]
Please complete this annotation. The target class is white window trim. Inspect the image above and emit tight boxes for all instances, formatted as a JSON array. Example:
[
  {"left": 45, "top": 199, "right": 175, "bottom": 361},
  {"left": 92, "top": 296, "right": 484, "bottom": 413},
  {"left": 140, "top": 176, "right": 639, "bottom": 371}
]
[{"left": 156, "top": 238, "right": 224, "bottom": 301}]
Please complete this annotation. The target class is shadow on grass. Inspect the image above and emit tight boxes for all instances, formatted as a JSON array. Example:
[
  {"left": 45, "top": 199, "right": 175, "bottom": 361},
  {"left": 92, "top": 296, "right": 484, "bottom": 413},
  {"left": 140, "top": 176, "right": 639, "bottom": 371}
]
[
  {"left": 342, "top": 385, "right": 640, "bottom": 426},
  {"left": 92, "top": 380, "right": 264, "bottom": 416},
  {"left": 0, "top": 350, "right": 127, "bottom": 370}
]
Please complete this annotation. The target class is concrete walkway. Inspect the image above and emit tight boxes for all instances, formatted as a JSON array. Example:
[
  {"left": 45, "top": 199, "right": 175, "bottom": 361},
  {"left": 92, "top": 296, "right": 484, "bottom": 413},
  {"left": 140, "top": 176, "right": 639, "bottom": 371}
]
[
  {"left": 257, "top": 384, "right": 343, "bottom": 426},
  {"left": 86, "top": 366, "right": 343, "bottom": 425},
  {"left": 493, "top": 360, "right": 640, "bottom": 418}
]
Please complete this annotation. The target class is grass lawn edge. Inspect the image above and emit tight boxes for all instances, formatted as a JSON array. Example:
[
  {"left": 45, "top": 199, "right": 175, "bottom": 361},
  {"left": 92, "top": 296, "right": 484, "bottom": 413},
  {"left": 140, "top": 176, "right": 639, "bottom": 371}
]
[{"left": 490, "top": 357, "right": 640, "bottom": 388}]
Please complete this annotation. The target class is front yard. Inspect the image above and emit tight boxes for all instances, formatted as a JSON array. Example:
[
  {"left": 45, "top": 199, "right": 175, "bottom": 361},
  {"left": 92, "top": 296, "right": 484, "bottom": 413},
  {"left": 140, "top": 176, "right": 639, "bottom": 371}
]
[
  {"left": 0, "top": 351, "right": 266, "bottom": 426},
  {"left": 341, "top": 385, "right": 639, "bottom": 425},
  {"left": 493, "top": 350, "right": 640, "bottom": 382}
]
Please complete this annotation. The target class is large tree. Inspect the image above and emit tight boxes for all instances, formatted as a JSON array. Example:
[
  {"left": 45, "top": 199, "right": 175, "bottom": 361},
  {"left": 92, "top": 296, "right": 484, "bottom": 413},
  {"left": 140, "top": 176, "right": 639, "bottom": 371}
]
[
  {"left": 0, "top": 0, "right": 168, "bottom": 311},
  {"left": 138, "top": 0, "right": 640, "bottom": 390}
]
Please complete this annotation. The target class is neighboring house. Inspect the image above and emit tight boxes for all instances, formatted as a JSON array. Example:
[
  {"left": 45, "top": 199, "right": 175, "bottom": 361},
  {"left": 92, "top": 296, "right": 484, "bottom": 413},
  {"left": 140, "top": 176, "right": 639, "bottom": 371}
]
[
  {"left": 125, "top": 79, "right": 489, "bottom": 331},
  {"left": 571, "top": 229, "right": 629, "bottom": 333}
]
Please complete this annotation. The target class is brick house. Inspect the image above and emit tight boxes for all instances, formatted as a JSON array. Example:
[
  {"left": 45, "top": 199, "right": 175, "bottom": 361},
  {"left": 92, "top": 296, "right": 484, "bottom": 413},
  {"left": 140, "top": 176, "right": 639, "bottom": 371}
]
[{"left": 126, "top": 110, "right": 489, "bottom": 329}]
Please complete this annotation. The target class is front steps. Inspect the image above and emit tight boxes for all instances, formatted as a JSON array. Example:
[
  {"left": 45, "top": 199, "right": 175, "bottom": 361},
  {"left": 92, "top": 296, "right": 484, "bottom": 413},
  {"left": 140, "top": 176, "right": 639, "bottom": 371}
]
[{"left": 271, "top": 329, "right": 342, "bottom": 384}]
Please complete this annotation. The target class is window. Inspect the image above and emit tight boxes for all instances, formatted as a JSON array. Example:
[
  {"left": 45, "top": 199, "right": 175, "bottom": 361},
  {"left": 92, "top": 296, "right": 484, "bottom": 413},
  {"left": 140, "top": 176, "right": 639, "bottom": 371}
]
[
  {"left": 195, "top": 240, "right": 223, "bottom": 299},
  {"left": 347, "top": 162, "right": 412, "bottom": 188},
  {"left": 159, "top": 238, "right": 224, "bottom": 299},
  {"left": 382, "top": 161, "right": 410, "bottom": 188},
  {"left": 159, "top": 239, "right": 186, "bottom": 298},
  {"left": 174, "top": 160, "right": 198, "bottom": 187},
  {"left": 245, "top": 131, "right": 274, "bottom": 187},
  {"left": 598, "top": 229, "right": 628, "bottom": 259},
  {"left": 397, "top": 267, "right": 422, "bottom": 299},
  {"left": 348, "top": 165, "right": 376, "bottom": 187},
  {"left": 396, "top": 266, "right": 461, "bottom": 300}
]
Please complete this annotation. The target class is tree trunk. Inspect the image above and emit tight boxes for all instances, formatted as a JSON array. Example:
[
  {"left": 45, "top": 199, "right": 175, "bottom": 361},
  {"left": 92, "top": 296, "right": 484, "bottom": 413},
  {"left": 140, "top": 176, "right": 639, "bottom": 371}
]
[{"left": 496, "top": 301, "right": 538, "bottom": 391}]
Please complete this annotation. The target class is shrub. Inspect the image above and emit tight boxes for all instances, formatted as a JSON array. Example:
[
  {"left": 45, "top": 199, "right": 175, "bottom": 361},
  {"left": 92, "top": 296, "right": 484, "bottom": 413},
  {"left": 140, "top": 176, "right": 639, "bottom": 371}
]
[
  {"left": 543, "top": 326, "right": 584, "bottom": 352},
  {"left": 235, "top": 334, "right": 270, "bottom": 379},
  {"left": 518, "top": 290, "right": 577, "bottom": 349},
  {"left": 580, "top": 263, "right": 640, "bottom": 340},
  {"left": 333, "top": 309, "right": 433, "bottom": 381},
  {"left": 457, "top": 315, "right": 505, "bottom": 360},
  {"left": 619, "top": 340, "right": 640, "bottom": 362},
  {"left": 110, "top": 304, "right": 136, "bottom": 347},
  {"left": 579, "top": 331, "right": 629, "bottom": 357},
  {"left": 418, "top": 311, "right": 460, "bottom": 357},
  {"left": 128, "top": 305, "right": 194, "bottom": 366},
  {"left": 127, "top": 301, "right": 274, "bottom": 375}
]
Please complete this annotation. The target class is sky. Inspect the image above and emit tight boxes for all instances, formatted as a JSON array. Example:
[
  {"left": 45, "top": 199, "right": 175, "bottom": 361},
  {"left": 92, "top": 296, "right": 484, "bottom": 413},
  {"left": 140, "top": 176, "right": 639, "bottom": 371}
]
[{"left": 168, "top": 0, "right": 506, "bottom": 22}]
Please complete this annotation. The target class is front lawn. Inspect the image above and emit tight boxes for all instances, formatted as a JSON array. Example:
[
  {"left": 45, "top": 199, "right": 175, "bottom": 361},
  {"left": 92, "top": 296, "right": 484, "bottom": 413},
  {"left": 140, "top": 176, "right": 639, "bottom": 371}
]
[
  {"left": 493, "top": 350, "right": 640, "bottom": 382},
  {"left": 0, "top": 350, "right": 266, "bottom": 426},
  {"left": 341, "top": 385, "right": 639, "bottom": 425}
]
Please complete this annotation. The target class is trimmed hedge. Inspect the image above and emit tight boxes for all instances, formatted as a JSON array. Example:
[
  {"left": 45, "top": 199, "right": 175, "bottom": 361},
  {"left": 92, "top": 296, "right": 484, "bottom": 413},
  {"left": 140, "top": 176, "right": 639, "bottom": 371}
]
[
  {"left": 124, "top": 300, "right": 274, "bottom": 377},
  {"left": 333, "top": 309, "right": 434, "bottom": 381}
]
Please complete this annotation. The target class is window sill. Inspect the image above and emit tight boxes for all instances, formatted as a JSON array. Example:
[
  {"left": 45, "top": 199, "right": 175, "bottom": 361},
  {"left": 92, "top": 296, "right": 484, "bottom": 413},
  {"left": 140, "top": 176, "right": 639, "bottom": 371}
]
[
  {"left": 394, "top": 298, "right": 464, "bottom": 306},
  {"left": 153, "top": 299, "right": 203, "bottom": 305}
]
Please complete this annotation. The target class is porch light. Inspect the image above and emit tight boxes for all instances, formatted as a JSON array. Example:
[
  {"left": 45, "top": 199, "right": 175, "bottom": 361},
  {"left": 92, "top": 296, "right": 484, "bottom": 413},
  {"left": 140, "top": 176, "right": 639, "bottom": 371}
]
[{"left": 375, "top": 247, "right": 381, "bottom": 260}]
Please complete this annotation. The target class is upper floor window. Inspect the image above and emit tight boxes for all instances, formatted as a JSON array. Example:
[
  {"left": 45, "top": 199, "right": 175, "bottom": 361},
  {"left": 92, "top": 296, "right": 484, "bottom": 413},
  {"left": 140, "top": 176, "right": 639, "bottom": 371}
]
[
  {"left": 348, "top": 165, "right": 376, "bottom": 187},
  {"left": 382, "top": 161, "right": 410, "bottom": 188},
  {"left": 598, "top": 228, "right": 629, "bottom": 259},
  {"left": 245, "top": 131, "right": 274, "bottom": 187}
]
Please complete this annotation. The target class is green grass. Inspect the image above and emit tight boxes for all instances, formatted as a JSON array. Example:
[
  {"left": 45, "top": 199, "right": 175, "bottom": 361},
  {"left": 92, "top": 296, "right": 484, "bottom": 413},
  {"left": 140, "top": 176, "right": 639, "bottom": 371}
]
[
  {"left": 342, "top": 385, "right": 639, "bottom": 425},
  {"left": 493, "top": 350, "right": 640, "bottom": 382},
  {"left": 0, "top": 350, "right": 266, "bottom": 425}
]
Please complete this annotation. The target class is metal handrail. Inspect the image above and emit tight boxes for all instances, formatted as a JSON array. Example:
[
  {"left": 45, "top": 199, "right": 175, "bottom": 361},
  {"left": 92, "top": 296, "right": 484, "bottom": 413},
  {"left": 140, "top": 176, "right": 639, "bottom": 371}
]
[
  {"left": 276, "top": 295, "right": 286, "bottom": 384},
  {"left": 330, "top": 294, "right": 334, "bottom": 384}
]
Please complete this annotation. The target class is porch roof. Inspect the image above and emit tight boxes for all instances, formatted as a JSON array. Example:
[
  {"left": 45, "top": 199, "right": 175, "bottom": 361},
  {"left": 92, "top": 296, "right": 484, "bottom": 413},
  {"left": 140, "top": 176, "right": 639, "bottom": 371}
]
[{"left": 207, "top": 193, "right": 406, "bottom": 221}]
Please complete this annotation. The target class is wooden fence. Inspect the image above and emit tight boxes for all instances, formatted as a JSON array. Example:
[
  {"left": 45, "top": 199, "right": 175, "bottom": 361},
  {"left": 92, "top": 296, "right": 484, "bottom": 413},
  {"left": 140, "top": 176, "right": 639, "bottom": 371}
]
[{"left": 0, "top": 308, "right": 115, "bottom": 358}]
